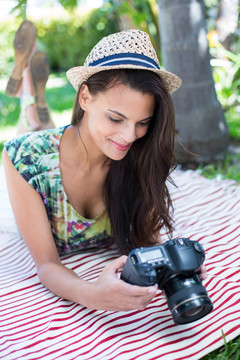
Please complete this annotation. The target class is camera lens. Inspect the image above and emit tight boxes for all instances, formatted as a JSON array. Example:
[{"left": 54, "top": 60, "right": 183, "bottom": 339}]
[
  {"left": 183, "top": 305, "right": 204, "bottom": 317},
  {"left": 162, "top": 274, "right": 213, "bottom": 325}
]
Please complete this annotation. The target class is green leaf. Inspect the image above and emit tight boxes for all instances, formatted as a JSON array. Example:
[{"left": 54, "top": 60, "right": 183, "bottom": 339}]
[
  {"left": 59, "top": 0, "right": 78, "bottom": 11},
  {"left": 10, "top": 0, "right": 27, "bottom": 19}
]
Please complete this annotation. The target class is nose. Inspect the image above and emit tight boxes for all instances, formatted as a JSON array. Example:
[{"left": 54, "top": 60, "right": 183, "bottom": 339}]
[{"left": 121, "top": 124, "right": 137, "bottom": 143}]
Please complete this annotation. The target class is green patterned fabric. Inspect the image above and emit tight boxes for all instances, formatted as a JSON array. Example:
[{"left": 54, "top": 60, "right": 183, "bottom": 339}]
[{"left": 5, "top": 126, "right": 112, "bottom": 254}]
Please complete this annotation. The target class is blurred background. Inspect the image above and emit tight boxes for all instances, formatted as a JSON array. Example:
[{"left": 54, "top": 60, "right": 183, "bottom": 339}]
[{"left": 0, "top": 0, "right": 239, "bottom": 174}]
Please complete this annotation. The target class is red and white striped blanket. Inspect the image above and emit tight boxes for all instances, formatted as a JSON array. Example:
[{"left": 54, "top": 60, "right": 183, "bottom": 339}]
[{"left": 0, "top": 167, "right": 240, "bottom": 360}]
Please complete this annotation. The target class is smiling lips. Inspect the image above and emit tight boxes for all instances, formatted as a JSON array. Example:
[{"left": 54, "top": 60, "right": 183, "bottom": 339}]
[{"left": 110, "top": 140, "right": 131, "bottom": 151}]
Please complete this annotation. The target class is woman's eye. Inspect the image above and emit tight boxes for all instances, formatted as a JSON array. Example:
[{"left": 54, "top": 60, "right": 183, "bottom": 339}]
[
  {"left": 137, "top": 121, "right": 150, "bottom": 127},
  {"left": 108, "top": 116, "right": 122, "bottom": 123}
]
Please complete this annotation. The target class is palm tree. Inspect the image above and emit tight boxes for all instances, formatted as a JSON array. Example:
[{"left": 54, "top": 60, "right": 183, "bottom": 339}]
[{"left": 158, "top": 0, "right": 229, "bottom": 163}]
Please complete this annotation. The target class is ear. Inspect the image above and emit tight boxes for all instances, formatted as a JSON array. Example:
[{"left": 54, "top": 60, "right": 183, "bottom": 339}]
[{"left": 79, "top": 83, "right": 92, "bottom": 111}]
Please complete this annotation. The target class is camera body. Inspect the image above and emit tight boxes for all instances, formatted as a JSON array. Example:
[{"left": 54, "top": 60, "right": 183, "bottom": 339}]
[
  {"left": 121, "top": 237, "right": 213, "bottom": 324},
  {"left": 121, "top": 237, "right": 204, "bottom": 287}
]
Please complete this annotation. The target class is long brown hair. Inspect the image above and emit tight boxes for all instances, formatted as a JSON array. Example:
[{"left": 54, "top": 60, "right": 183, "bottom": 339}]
[{"left": 71, "top": 69, "right": 176, "bottom": 254}]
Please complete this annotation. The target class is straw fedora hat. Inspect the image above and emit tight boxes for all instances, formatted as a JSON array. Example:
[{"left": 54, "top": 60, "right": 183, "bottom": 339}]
[{"left": 66, "top": 29, "right": 182, "bottom": 94}]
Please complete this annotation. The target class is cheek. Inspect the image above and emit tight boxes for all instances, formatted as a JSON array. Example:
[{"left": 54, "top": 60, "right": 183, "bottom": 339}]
[
  {"left": 136, "top": 126, "right": 149, "bottom": 139},
  {"left": 88, "top": 117, "right": 112, "bottom": 139}
]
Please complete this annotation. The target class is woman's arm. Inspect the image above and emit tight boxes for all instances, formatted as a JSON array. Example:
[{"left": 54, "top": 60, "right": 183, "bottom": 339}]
[{"left": 3, "top": 149, "right": 157, "bottom": 310}]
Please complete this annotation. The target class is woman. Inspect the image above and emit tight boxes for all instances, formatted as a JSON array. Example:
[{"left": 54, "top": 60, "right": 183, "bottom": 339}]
[{"left": 3, "top": 27, "right": 206, "bottom": 311}]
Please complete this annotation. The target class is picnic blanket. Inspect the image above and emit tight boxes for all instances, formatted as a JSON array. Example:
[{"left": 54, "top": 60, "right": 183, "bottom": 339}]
[{"left": 0, "top": 165, "right": 240, "bottom": 360}]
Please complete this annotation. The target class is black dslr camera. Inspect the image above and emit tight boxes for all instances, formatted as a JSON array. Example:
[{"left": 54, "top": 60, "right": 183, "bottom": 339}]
[{"left": 121, "top": 237, "right": 213, "bottom": 324}]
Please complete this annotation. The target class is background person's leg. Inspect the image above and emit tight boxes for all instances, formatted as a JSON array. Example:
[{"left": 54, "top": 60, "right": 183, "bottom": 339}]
[
  {"left": 16, "top": 59, "right": 55, "bottom": 134},
  {"left": 6, "top": 20, "right": 55, "bottom": 134}
]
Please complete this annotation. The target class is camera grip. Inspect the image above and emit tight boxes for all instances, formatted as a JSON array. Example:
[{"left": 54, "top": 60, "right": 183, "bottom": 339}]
[{"left": 121, "top": 257, "right": 157, "bottom": 286}]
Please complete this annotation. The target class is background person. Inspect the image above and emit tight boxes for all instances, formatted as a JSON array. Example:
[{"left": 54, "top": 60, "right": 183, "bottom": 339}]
[{"left": 5, "top": 20, "right": 54, "bottom": 133}]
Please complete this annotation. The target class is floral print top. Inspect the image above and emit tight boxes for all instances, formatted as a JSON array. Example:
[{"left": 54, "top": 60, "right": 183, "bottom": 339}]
[{"left": 5, "top": 126, "right": 112, "bottom": 255}]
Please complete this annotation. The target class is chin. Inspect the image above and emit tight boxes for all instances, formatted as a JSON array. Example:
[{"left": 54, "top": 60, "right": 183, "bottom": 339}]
[
  {"left": 106, "top": 150, "right": 129, "bottom": 161},
  {"left": 108, "top": 154, "right": 127, "bottom": 161}
]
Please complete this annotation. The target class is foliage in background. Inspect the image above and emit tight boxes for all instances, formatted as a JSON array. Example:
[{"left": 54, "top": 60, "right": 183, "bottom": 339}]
[
  {"left": 1, "top": 0, "right": 159, "bottom": 75},
  {"left": 9, "top": 0, "right": 79, "bottom": 18},
  {"left": 37, "top": 7, "right": 118, "bottom": 72},
  {"left": 199, "top": 154, "right": 240, "bottom": 183},
  {"left": 0, "top": 6, "right": 118, "bottom": 76},
  {"left": 109, "top": 0, "right": 160, "bottom": 58},
  {"left": 207, "top": 31, "right": 240, "bottom": 140},
  {"left": 41, "top": 0, "right": 159, "bottom": 71},
  {"left": 9, "top": 0, "right": 27, "bottom": 18},
  {"left": 0, "top": 20, "right": 21, "bottom": 78}
]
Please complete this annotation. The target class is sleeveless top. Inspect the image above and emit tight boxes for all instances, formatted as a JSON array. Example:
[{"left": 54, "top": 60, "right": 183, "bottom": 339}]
[{"left": 4, "top": 126, "right": 112, "bottom": 255}]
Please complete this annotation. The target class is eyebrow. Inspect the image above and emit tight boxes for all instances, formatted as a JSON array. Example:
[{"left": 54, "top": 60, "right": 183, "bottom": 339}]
[{"left": 107, "top": 109, "right": 153, "bottom": 122}]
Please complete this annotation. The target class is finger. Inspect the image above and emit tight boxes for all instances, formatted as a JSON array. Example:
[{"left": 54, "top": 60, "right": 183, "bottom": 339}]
[
  {"left": 105, "top": 255, "right": 128, "bottom": 274},
  {"left": 118, "top": 280, "right": 158, "bottom": 297},
  {"left": 200, "top": 265, "right": 207, "bottom": 280},
  {"left": 124, "top": 289, "right": 157, "bottom": 310}
]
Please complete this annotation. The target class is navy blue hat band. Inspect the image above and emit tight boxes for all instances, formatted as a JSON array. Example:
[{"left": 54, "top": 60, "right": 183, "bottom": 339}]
[{"left": 88, "top": 53, "right": 160, "bottom": 70}]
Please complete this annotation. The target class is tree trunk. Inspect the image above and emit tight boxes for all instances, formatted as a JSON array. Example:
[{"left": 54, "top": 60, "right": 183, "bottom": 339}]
[
  {"left": 112, "top": 0, "right": 136, "bottom": 30},
  {"left": 158, "top": 0, "right": 229, "bottom": 164}
]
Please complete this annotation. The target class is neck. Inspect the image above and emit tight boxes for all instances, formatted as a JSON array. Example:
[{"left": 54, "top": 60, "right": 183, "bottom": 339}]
[
  {"left": 61, "top": 123, "right": 110, "bottom": 172},
  {"left": 78, "top": 122, "right": 111, "bottom": 170}
]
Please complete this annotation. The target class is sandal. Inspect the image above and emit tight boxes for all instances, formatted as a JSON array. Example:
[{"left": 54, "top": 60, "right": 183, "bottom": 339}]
[
  {"left": 6, "top": 20, "right": 36, "bottom": 97},
  {"left": 30, "top": 50, "right": 51, "bottom": 124}
]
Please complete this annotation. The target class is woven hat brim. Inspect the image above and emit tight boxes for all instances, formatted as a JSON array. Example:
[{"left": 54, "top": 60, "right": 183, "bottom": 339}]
[{"left": 66, "top": 65, "right": 182, "bottom": 94}]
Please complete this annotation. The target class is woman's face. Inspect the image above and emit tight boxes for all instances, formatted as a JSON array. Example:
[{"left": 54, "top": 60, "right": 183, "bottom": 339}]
[{"left": 79, "top": 82, "right": 155, "bottom": 161}]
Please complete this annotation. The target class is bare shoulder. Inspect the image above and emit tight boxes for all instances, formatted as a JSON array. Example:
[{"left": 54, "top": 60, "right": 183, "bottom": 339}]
[
  {"left": 3, "top": 147, "right": 33, "bottom": 189},
  {"left": 2, "top": 146, "right": 60, "bottom": 266}
]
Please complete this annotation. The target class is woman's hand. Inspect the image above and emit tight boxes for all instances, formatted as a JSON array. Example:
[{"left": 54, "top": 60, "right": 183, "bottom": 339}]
[
  {"left": 199, "top": 265, "right": 207, "bottom": 281},
  {"left": 83, "top": 256, "right": 158, "bottom": 311},
  {"left": 83, "top": 257, "right": 208, "bottom": 311}
]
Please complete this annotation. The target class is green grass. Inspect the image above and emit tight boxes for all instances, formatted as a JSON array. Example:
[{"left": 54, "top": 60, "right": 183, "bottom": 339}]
[
  {"left": 199, "top": 154, "right": 240, "bottom": 183},
  {"left": 46, "top": 80, "right": 76, "bottom": 113},
  {"left": 226, "top": 111, "right": 240, "bottom": 140},
  {"left": 201, "top": 332, "right": 240, "bottom": 360},
  {"left": 0, "top": 76, "right": 240, "bottom": 359}
]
